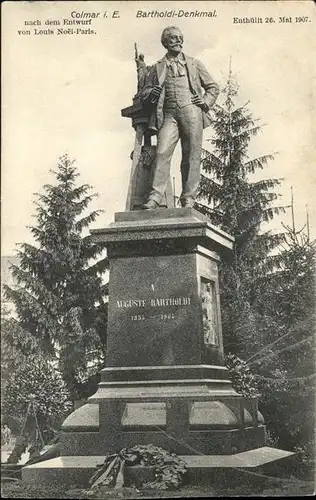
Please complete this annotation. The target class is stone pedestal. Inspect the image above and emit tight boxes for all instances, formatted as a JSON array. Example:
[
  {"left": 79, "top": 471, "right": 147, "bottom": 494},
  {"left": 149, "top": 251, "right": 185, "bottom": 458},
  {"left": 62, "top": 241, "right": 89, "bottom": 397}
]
[
  {"left": 104, "top": 209, "right": 230, "bottom": 367},
  {"left": 22, "top": 208, "right": 294, "bottom": 485},
  {"left": 62, "top": 209, "right": 265, "bottom": 456}
]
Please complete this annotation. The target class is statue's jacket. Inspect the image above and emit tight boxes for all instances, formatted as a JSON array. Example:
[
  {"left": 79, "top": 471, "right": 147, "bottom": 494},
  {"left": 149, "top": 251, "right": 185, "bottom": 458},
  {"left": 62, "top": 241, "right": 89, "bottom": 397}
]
[{"left": 141, "top": 54, "right": 219, "bottom": 132}]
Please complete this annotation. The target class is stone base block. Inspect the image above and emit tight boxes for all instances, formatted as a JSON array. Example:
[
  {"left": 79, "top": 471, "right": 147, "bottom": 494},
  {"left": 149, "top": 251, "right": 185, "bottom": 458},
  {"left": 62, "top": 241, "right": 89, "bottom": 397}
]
[
  {"left": 22, "top": 455, "right": 103, "bottom": 488},
  {"left": 22, "top": 447, "right": 295, "bottom": 488},
  {"left": 59, "top": 426, "right": 266, "bottom": 456},
  {"left": 60, "top": 367, "right": 266, "bottom": 456}
]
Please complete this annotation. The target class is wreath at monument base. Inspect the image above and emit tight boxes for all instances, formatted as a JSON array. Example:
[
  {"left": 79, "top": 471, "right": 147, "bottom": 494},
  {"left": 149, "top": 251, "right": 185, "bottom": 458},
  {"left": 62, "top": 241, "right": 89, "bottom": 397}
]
[{"left": 87, "top": 444, "right": 187, "bottom": 493}]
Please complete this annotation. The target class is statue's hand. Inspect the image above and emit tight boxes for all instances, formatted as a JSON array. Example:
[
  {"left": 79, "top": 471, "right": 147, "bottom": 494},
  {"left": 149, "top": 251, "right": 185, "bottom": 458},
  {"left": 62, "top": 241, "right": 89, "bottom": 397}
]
[
  {"left": 191, "top": 93, "right": 209, "bottom": 111},
  {"left": 149, "top": 85, "right": 163, "bottom": 103}
]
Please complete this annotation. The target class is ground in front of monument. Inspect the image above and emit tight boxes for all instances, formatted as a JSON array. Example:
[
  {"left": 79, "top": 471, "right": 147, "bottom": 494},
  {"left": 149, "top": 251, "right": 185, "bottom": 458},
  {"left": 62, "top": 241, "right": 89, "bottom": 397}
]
[{"left": 1, "top": 470, "right": 314, "bottom": 499}]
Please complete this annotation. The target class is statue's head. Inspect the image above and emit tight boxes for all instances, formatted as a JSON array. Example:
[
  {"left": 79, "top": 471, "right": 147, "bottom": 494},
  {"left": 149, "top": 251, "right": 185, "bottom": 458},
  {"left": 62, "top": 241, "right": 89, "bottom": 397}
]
[{"left": 161, "top": 26, "right": 184, "bottom": 54}]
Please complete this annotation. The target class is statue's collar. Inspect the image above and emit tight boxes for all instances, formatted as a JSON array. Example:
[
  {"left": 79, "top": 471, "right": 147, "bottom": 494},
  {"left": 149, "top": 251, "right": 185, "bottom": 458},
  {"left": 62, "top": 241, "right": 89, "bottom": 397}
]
[{"left": 158, "top": 53, "right": 187, "bottom": 64}]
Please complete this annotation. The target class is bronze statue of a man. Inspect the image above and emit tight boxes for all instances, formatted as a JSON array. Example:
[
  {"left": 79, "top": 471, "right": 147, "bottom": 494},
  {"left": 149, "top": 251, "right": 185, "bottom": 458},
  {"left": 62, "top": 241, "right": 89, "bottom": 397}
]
[{"left": 141, "top": 26, "right": 219, "bottom": 209}]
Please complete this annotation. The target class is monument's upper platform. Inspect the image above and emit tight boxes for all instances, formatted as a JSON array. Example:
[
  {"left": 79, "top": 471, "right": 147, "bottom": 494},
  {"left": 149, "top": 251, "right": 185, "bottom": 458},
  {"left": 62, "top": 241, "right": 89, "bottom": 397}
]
[{"left": 91, "top": 208, "right": 234, "bottom": 254}]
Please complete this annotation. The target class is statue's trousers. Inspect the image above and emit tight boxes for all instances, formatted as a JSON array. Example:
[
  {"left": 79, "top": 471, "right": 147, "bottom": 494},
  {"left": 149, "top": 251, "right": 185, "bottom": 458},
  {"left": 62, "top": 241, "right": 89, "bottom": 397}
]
[{"left": 149, "top": 104, "right": 203, "bottom": 204}]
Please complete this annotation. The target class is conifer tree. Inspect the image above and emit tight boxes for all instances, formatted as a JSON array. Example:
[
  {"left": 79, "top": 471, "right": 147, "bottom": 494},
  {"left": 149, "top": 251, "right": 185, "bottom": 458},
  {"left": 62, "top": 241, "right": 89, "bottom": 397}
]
[
  {"left": 252, "top": 212, "right": 315, "bottom": 470},
  {"left": 196, "top": 67, "right": 286, "bottom": 357},
  {"left": 4, "top": 155, "right": 108, "bottom": 403},
  {"left": 197, "top": 67, "right": 315, "bottom": 469}
]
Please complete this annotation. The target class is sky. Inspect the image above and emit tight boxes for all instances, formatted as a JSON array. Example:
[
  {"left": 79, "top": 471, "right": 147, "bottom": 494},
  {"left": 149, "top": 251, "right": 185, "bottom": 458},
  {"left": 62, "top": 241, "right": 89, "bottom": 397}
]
[{"left": 2, "top": 0, "right": 316, "bottom": 255}]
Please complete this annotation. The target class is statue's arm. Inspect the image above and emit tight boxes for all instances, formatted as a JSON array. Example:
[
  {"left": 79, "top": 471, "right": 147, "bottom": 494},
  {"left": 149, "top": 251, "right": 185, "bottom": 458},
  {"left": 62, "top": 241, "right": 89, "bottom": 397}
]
[
  {"left": 196, "top": 60, "right": 219, "bottom": 110},
  {"left": 140, "top": 66, "right": 158, "bottom": 103}
]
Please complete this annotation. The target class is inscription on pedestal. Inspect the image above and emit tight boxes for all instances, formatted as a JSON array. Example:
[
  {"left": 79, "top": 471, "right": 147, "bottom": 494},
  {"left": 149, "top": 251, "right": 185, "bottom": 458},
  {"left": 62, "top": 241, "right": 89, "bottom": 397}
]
[
  {"left": 116, "top": 296, "right": 192, "bottom": 323},
  {"left": 106, "top": 254, "right": 203, "bottom": 367}
]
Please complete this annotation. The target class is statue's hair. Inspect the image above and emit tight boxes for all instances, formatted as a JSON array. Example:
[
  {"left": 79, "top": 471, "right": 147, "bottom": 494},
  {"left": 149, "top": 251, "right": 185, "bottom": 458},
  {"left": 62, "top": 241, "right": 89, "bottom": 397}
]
[{"left": 161, "top": 26, "right": 183, "bottom": 48}]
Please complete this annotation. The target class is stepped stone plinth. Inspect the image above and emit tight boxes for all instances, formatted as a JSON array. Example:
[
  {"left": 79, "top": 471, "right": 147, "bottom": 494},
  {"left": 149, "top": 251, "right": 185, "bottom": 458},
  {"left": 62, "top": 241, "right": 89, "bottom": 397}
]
[{"left": 22, "top": 209, "right": 294, "bottom": 486}]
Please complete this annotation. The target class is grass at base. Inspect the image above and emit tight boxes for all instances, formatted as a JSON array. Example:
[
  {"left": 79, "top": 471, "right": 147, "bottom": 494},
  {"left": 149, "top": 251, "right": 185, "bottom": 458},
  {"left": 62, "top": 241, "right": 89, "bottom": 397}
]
[{"left": 2, "top": 478, "right": 315, "bottom": 499}]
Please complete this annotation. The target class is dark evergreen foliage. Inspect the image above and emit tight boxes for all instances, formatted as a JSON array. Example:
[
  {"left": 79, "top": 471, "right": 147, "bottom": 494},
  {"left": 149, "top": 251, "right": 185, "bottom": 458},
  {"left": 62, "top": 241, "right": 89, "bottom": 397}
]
[
  {"left": 4, "top": 155, "right": 108, "bottom": 402},
  {"left": 253, "top": 223, "right": 315, "bottom": 473},
  {"left": 197, "top": 71, "right": 286, "bottom": 357},
  {"left": 197, "top": 68, "right": 315, "bottom": 471}
]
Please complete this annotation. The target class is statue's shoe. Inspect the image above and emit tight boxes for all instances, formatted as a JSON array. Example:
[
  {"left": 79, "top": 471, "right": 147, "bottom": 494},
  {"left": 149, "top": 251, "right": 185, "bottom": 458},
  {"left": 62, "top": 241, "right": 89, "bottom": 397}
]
[{"left": 143, "top": 199, "right": 160, "bottom": 210}]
